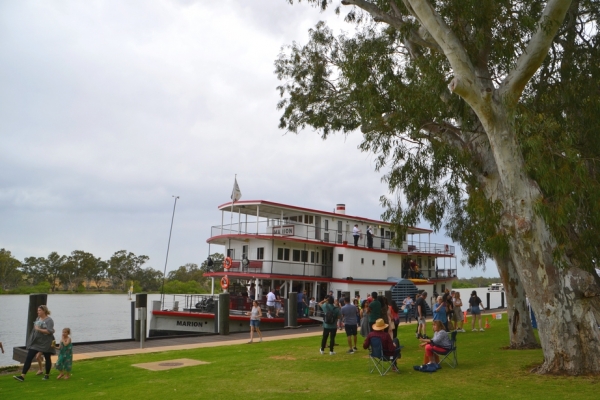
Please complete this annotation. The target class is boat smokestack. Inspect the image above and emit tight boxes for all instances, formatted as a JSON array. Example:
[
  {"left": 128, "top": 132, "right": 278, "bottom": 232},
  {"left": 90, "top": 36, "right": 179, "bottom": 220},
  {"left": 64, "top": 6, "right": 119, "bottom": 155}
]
[{"left": 335, "top": 204, "right": 346, "bottom": 214}]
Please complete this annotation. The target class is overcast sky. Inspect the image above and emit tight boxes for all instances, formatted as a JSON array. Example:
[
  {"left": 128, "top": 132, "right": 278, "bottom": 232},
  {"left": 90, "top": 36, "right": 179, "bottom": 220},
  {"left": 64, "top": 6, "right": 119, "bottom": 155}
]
[{"left": 0, "top": 0, "right": 496, "bottom": 279}]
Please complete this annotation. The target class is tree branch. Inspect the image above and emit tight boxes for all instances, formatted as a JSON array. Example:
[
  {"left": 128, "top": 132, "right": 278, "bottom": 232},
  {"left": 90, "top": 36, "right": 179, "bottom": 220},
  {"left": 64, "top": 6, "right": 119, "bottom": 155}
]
[
  {"left": 405, "top": 0, "right": 480, "bottom": 102},
  {"left": 502, "top": 0, "right": 573, "bottom": 102},
  {"left": 341, "top": 0, "right": 441, "bottom": 53}
]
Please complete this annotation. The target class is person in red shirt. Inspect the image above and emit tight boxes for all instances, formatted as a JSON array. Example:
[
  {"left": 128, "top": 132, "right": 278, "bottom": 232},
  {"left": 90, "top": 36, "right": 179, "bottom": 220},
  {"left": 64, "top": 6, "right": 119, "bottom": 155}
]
[{"left": 363, "top": 319, "right": 401, "bottom": 370}]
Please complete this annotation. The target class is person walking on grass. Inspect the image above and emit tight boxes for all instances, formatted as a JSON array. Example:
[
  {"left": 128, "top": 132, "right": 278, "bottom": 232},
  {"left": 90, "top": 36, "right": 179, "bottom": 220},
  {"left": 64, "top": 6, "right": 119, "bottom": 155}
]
[
  {"left": 453, "top": 292, "right": 465, "bottom": 332},
  {"left": 246, "top": 300, "right": 263, "bottom": 343},
  {"left": 55, "top": 328, "right": 73, "bottom": 379},
  {"left": 469, "top": 290, "right": 485, "bottom": 331},
  {"left": 319, "top": 296, "right": 340, "bottom": 355},
  {"left": 14, "top": 305, "right": 55, "bottom": 382},
  {"left": 340, "top": 296, "right": 358, "bottom": 353},
  {"left": 34, "top": 352, "right": 45, "bottom": 376}
]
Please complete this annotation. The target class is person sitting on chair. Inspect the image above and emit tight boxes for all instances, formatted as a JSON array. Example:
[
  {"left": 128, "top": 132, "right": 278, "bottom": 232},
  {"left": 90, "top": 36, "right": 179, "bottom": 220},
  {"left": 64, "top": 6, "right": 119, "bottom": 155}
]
[
  {"left": 418, "top": 320, "right": 452, "bottom": 369},
  {"left": 363, "top": 319, "right": 401, "bottom": 370}
]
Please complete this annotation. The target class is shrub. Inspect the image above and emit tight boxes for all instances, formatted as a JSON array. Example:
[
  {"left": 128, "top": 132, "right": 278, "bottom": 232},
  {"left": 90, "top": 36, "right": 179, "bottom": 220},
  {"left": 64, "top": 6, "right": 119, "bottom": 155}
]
[{"left": 162, "top": 280, "right": 205, "bottom": 294}]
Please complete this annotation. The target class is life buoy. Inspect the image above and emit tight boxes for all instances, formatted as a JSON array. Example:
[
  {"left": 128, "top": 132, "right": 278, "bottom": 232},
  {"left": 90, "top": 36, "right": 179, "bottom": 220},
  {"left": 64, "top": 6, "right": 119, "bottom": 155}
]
[
  {"left": 224, "top": 257, "right": 233, "bottom": 270},
  {"left": 220, "top": 276, "right": 229, "bottom": 290}
]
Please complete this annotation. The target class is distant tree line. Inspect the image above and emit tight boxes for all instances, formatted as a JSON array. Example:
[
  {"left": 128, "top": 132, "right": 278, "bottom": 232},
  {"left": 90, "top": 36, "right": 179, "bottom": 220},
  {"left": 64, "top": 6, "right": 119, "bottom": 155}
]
[
  {"left": 0, "top": 248, "right": 224, "bottom": 294},
  {"left": 452, "top": 277, "right": 501, "bottom": 289}
]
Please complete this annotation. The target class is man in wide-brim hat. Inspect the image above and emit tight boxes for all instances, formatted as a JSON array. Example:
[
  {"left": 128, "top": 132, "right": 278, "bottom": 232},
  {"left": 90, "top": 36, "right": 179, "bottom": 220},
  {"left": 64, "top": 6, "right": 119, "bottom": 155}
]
[{"left": 363, "top": 318, "right": 401, "bottom": 370}]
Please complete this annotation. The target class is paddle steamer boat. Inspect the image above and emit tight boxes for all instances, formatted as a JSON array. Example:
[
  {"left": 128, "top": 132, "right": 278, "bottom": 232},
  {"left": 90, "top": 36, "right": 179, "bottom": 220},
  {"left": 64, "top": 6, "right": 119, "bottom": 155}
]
[{"left": 149, "top": 200, "right": 457, "bottom": 336}]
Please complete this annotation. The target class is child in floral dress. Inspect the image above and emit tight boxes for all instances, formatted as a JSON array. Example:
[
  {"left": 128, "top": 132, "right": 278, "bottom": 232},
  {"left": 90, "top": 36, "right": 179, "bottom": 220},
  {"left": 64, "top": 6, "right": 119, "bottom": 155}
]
[{"left": 54, "top": 328, "right": 73, "bottom": 379}]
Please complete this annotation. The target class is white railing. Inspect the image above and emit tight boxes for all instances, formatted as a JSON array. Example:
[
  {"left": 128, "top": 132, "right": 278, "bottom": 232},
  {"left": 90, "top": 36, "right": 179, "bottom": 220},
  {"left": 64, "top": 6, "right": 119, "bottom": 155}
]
[{"left": 211, "top": 221, "right": 455, "bottom": 255}]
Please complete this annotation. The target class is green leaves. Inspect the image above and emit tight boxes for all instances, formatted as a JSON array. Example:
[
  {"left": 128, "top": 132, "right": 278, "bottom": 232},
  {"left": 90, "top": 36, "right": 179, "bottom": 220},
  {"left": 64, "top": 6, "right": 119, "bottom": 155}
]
[{"left": 278, "top": 1, "right": 600, "bottom": 272}]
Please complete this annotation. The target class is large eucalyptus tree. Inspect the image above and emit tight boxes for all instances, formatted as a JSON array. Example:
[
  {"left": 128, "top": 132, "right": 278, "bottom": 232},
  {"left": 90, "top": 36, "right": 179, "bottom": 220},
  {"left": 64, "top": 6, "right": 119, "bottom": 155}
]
[{"left": 278, "top": 0, "right": 600, "bottom": 374}]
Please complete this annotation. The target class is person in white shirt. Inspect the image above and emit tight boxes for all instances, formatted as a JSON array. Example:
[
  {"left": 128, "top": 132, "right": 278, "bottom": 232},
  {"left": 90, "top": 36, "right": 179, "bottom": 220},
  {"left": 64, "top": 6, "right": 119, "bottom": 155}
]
[
  {"left": 266, "top": 289, "right": 277, "bottom": 318},
  {"left": 352, "top": 224, "right": 361, "bottom": 246}
]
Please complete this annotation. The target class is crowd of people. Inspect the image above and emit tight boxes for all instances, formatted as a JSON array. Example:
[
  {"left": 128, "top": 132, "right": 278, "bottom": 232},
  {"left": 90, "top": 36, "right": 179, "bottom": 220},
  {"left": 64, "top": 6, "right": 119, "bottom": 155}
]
[
  {"left": 312, "top": 288, "right": 487, "bottom": 372},
  {"left": 5, "top": 289, "right": 486, "bottom": 379},
  {"left": 9, "top": 305, "right": 74, "bottom": 383}
]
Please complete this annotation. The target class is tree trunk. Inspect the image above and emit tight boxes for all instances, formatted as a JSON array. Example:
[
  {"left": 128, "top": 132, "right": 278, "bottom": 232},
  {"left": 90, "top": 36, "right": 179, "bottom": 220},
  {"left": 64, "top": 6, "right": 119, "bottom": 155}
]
[
  {"left": 482, "top": 103, "right": 600, "bottom": 374},
  {"left": 496, "top": 255, "right": 539, "bottom": 349}
]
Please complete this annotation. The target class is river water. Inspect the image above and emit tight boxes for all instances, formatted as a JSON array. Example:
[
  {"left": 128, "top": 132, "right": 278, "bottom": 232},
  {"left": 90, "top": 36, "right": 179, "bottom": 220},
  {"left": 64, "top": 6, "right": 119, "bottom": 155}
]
[
  {"left": 0, "top": 293, "right": 162, "bottom": 366},
  {"left": 0, "top": 288, "right": 505, "bottom": 367}
]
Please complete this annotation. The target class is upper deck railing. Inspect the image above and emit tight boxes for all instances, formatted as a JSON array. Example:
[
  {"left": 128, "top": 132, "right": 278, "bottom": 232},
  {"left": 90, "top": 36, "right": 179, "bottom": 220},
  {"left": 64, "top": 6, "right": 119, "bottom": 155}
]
[{"left": 210, "top": 221, "right": 455, "bottom": 255}]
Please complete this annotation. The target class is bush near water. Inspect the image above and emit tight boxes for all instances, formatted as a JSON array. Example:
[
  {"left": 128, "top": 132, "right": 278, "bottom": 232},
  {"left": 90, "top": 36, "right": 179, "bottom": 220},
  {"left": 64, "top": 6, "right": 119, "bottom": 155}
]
[{"left": 0, "top": 248, "right": 223, "bottom": 294}]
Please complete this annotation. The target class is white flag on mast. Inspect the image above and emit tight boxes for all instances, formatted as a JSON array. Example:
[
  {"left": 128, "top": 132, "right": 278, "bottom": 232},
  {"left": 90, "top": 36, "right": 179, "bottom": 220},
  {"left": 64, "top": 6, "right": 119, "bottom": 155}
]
[{"left": 231, "top": 176, "right": 242, "bottom": 202}]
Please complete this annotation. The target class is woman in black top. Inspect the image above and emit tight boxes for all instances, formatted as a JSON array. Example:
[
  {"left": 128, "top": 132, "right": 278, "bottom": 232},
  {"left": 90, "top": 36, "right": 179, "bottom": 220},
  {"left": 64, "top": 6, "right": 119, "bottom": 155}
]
[{"left": 468, "top": 291, "right": 485, "bottom": 331}]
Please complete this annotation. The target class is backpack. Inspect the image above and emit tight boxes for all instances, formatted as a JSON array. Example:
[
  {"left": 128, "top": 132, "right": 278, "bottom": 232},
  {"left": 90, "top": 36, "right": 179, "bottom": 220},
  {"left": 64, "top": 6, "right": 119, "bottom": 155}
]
[{"left": 323, "top": 305, "right": 336, "bottom": 324}]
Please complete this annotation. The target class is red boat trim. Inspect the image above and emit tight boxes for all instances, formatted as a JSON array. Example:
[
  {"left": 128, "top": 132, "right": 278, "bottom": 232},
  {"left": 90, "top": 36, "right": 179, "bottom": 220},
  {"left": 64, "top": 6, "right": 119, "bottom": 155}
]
[
  {"left": 152, "top": 310, "right": 317, "bottom": 323},
  {"left": 202, "top": 271, "right": 401, "bottom": 285}
]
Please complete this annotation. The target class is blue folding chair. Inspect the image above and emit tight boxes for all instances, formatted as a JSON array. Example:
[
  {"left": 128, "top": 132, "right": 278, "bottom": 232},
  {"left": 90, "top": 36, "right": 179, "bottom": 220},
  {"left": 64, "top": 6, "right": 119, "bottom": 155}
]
[
  {"left": 432, "top": 330, "right": 458, "bottom": 368},
  {"left": 367, "top": 337, "right": 401, "bottom": 376}
]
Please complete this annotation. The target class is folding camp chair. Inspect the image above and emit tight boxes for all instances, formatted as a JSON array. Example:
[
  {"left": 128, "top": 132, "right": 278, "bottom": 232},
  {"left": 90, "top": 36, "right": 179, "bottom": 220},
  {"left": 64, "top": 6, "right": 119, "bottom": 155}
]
[
  {"left": 432, "top": 330, "right": 457, "bottom": 368},
  {"left": 367, "top": 337, "right": 401, "bottom": 376}
]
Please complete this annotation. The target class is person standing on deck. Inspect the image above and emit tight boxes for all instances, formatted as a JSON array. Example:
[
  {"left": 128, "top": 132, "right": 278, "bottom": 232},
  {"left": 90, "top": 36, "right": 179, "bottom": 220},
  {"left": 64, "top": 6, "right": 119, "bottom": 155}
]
[
  {"left": 266, "top": 288, "right": 277, "bottom": 318},
  {"left": 352, "top": 224, "right": 361, "bottom": 246},
  {"left": 366, "top": 226, "right": 374, "bottom": 249},
  {"left": 297, "top": 290, "right": 307, "bottom": 318},
  {"left": 274, "top": 286, "right": 282, "bottom": 317}
]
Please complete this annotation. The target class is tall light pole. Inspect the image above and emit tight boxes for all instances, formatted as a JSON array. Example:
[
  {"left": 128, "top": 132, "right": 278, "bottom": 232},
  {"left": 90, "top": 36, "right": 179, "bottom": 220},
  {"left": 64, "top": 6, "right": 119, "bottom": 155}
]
[{"left": 160, "top": 195, "right": 179, "bottom": 307}]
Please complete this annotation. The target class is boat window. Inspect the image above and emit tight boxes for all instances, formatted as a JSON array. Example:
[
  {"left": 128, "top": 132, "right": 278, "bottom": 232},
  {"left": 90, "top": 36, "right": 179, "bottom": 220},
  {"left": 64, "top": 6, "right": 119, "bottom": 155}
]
[
  {"left": 256, "top": 247, "right": 264, "bottom": 260},
  {"left": 324, "top": 220, "right": 329, "bottom": 231},
  {"left": 227, "top": 249, "right": 235, "bottom": 259},
  {"left": 383, "top": 260, "right": 386, "bottom": 266},
  {"left": 293, "top": 249, "right": 301, "bottom": 262},
  {"left": 361, "top": 258, "right": 364, "bottom": 264},
  {"left": 372, "top": 259, "right": 375, "bottom": 265},
  {"left": 304, "top": 215, "right": 313, "bottom": 224},
  {"left": 338, "top": 254, "right": 343, "bottom": 262},
  {"left": 277, "top": 248, "right": 290, "bottom": 261},
  {"left": 310, "top": 251, "right": 315, "bottom": 263},
  {"left": 301, "top": 250, "right": 308, "bottom": 262}
]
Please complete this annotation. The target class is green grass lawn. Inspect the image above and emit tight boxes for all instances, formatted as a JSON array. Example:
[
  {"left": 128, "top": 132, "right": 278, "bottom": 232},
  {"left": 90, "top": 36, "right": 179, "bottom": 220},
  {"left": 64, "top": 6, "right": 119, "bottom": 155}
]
[{"left": 1, "top": 316, "right": 598, "bottom": 399}]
